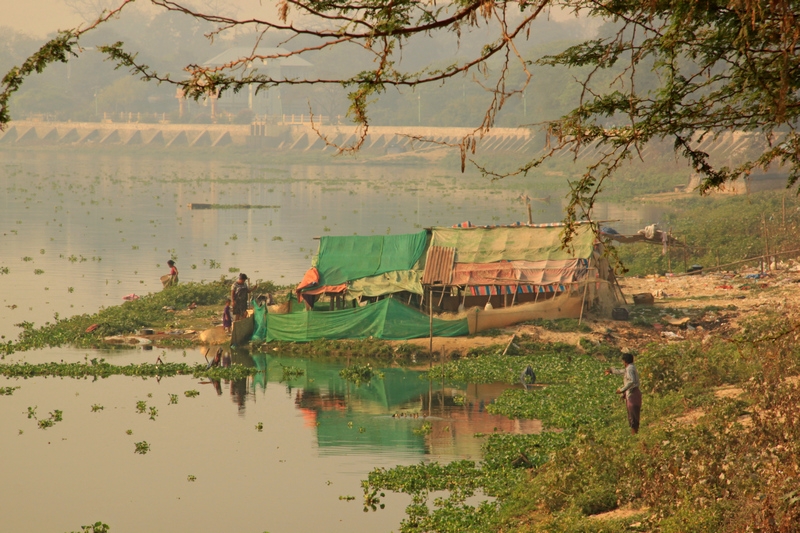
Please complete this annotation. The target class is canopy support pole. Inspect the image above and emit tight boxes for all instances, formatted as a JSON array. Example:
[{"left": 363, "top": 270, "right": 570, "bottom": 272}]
[
  {"left": 429, "top": 289, "right": 433, "bottom": 366},
  {"left": 578, "top": 281, "right": 589, "bottom": 326}
]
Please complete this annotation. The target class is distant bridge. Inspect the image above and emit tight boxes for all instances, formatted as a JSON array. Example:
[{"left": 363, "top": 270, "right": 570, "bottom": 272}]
[
  {"left": 1, "top": 120, "right": 785, "bottom": 192},
  {"left": 0, "top": 120, "right": 535, "bottom": 154}
]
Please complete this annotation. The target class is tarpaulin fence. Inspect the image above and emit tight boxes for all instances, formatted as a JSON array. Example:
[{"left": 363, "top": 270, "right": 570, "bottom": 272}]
[{"left": 252, "top": 297, "right": 469, "bottom": 342}]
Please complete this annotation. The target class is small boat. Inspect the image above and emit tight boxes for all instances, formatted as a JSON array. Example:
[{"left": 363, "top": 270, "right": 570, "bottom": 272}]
[
  {"left": 188, "top": 203, "right": 280, "bottom": 210},
  {"left": 464, "top": 292, "right": 583, "bottom": 334}
]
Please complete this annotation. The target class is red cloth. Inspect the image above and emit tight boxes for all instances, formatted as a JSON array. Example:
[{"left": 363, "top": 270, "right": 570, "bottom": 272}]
[
  {"left": 451, "top": 259, "right": 582, "bottom": 286},
  {"left": 299, "top": 283, "right": 347, "bottom": 296},
  {"left": 296, "top": 267, "right": 320, "bottom": 302}
]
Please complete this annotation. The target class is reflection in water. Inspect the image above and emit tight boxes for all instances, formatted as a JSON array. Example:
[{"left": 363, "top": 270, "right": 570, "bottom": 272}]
[
  {"left": 189, "top": 350, "right": 540, "bottom": 456},
  {"left": 0, "top": 346, "right": 539, "bottom": 533},
  {"left": 208, "top": 352, "right": 546, "bottom": 457},
  {"left": 201, "top": 347, "right": 254, "bottom": 411}
]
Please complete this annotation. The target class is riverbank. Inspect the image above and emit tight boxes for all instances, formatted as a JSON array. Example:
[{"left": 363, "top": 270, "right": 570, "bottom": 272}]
[
  {"left": 5, "top": 269, "right": 800, "bottom": 532},
  {"left": 5, "top": 260, "right": 795, "bottom": 355},
  {"left": 362, "top": 269, "right": 800, "bottom": 532}
]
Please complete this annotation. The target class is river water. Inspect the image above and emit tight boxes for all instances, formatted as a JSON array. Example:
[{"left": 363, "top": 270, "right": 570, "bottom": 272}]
[{"left": 0, "top": 149, "right": 661, "bottom": 532}]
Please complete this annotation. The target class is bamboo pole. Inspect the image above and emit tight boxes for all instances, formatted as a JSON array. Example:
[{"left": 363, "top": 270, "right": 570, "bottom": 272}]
[
  {"left": 765, "top": 214, "right": 771, "bottom": 270},
  {"left": 610, "top": 269, "right": 627, "bottom": 305},
  {"left": 674, "top": 247, "right": 800, "bottom": 276},
  {"left": 762, "top": 213, "right": 767, "bottom": 273},
  {"left": 502, "top": 334, "right": 517, "bottom": 356},
  {"left": 683, "top": 236, "right": 688, "bottom": 273},
  {"left": 578, "top": 281, "right": 589, "bottom": 326},
  {"left": 429, "top": 289, "right": 433, "bottom": 367},
  {"left": 783, "top": 195, "right": 786, "bottom": 228},
  {"left": 667, "top": 227, "right": 672, "bottom": 273}
]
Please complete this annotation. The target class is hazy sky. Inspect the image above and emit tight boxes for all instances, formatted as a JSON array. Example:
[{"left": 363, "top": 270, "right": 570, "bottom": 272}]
[
  {"left": 0, "top": 0, "right": 293, "bottom": 39},
  {"left": 1, "top": 0, "right": 86, "bottom": 37},
  {"left": 2, "top": 1, "right": 587, "bottom": 39}
]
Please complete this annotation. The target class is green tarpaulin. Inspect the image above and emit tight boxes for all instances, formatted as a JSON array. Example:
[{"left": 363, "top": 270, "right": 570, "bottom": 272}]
[
  {"left": 430, "top": 225, "right": 595, "bottom": 264},
  {"left": 252, "top": 297, "right": 469, "bottom": 342},
  {"left": 317, "top": 231, "right": 428, "bottom": 285},
  {"left": 252, "top": 299, "right": 268, "bottom": 339},
  {"left": 348, "top": 270, "right": 423, "bottom": 298}
]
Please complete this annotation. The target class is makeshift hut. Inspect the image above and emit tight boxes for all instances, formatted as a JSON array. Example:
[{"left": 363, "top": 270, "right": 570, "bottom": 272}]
[
  {"left": 420, "top": 222, "right": 624, "bottom": 318},
  {"left": 249, "top": 222, "right": 624, "bottom": 343},
  {"left": 294, "top": 231, "right": 428, "bottom": 310}
]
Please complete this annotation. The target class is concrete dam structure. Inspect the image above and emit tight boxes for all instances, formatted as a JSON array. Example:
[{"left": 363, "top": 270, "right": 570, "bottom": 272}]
[{"left": 0, "top": 120, "right": 535, "bottom": 155}]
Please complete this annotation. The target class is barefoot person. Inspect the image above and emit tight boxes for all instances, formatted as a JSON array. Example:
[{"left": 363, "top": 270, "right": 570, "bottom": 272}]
[
  {"left": 230, "top": 273, "right": 256, "bottom": 321},
  {"left": 605, "top": 352, "right": 642, "bottom": 435}
]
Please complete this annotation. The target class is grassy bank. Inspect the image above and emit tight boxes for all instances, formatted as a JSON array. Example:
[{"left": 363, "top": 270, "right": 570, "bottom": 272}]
[
  {"left": 362, "top": 312, "right": 800, "bottom": 532},
  {"left": 1, "top": 280, "right": 278, "bottom": 354},
  {"left": 617, "top": 190, "right": 800, "bottom": 276}
]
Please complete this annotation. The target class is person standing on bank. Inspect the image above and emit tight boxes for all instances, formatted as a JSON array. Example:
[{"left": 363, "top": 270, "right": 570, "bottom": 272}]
[
  {"left": 161, "top": 260, "right": 179, "bottom": 288},
  {"left": 230, "top": 273, "right": 256, "bottom": 321},
  {"left": 605, "top": 352, "right": 642, "bottom": 435}
]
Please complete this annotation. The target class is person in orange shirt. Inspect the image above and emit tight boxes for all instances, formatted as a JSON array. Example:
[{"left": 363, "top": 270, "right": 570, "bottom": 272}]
[{"left": 161, "top": 260, "right": 179, "bottom": 288}]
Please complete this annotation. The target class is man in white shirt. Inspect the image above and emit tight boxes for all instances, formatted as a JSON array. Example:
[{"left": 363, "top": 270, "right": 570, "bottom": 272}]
[{"left": 605, "top": 352, "right": 642, "bottom": 435}]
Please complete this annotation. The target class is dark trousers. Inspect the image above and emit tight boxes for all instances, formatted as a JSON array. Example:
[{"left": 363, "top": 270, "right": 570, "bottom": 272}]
[{"left": 625, "top": 387, "right": 642, "bottom": 431}]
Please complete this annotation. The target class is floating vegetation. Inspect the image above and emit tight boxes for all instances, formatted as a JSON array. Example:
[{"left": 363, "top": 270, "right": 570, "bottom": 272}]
[
  {"left": 91, "top": 404, "right": 104, "bottom": 412},
  {"left": 0, "top": 386, "right": 20, "bottom": 395},
  {"left": 29, "top": 407, "right": 63, "bottom": 430},
  {"left": 184, "top": 389, "right": 200, "bottom": 397},
  {"left": 412, "top": 421, "right": 432, "bottom": 435},
  {"left": 255, "top": 422, "right": 263, "bottom": 432},
  {"left": 339, "top": 363, "right": 374, "bottom": 385},
  {"left": 363, "top": 487, "right": 386, "bottom": 512},
  {"left": 68, "top": 522, "right": 110, "bottom": 533},
  {"left": 134, "top": 441, "right": 150, "bottom": 454},
  {"left": 168, "top": 394, "right": 178, "bottom": 404},
  {"left": 187, "top": 475, "right": 196, "bottom": 482},
  {"left": 280, "top": 365, "right": 305, "bottom": 382}
]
